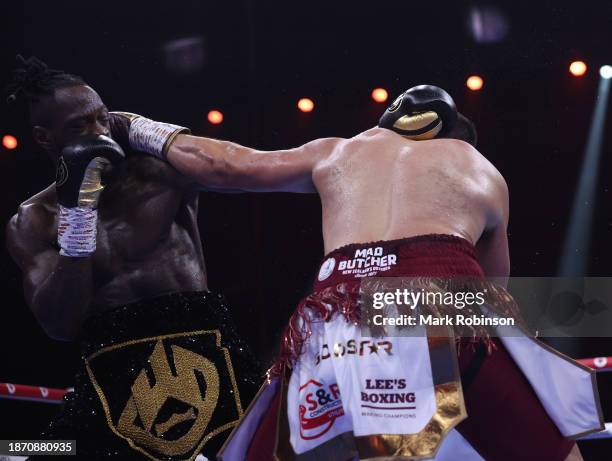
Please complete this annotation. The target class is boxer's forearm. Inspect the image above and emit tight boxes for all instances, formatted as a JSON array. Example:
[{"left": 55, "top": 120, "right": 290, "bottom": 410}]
[
  {"left": 30, "top": 256, "right": 93, "bottom": 341},
  {"left": 167, "top": 135, "right": 248, "bottom": 189},
  {"left": 112, "top": 112, "right": 249, "bottom": 188},
  {"left": 112, "top": 112, "right": 330, "bottom": 192}
]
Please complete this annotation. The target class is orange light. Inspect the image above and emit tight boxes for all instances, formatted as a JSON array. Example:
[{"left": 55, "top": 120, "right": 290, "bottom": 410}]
[
  {"left": 371, "top": 88, "right": 388, "bottom": 103},
  {"left": 297, "top": 98, "right": 314, "bottom": 113},
  {"left": 569, "top": 60, "right": 587, "bottom": 77},
  {"left": 466, "top": 75, "right": 484, "bottom": 91},
  {"left": 2, "top": 135, "right": 18, "bottom": 150},
  {"left": 207, "top": 110, "right": 223, "bottom": 125}
]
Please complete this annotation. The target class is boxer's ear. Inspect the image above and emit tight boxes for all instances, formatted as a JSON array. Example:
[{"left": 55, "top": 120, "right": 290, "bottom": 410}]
[{"left": 33, "top": 126, "right": 55, "bottom": 153}]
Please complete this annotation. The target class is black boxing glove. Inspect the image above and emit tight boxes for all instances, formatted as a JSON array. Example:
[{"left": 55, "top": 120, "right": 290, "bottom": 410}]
[
  {"left": 109, "top": 112, "right": 190, "bottom": 160},
  {"left": 378, "top": 85, "right": 458, "bottom": 140},
  {"left": 56, "top": 135, "right": 124, "bottom": 257}
]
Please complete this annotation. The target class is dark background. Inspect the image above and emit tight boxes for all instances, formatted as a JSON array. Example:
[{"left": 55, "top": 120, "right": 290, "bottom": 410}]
[{"left": 1, "top": 0, "right": 611, "bottom": 458}]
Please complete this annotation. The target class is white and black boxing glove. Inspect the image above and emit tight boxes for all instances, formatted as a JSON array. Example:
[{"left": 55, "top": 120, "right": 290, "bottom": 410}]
[
  {"left": 378, "top": 85, "right": 458, "bottom": 140},
  {"left": 56, "top": 135, "right": 124, "bottom": 257}
]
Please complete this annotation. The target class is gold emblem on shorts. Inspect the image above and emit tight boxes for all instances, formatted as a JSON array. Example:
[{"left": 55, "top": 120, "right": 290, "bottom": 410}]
[
  {"left": 117, "top": 340, "right": 219, "bottom": 456},
  {"left": 85, "top": 330, "right": 243, "bottom": 461}
]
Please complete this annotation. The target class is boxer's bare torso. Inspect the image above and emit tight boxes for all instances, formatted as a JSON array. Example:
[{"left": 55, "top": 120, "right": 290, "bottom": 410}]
[
  {"left": 7, "top": 156, "right": 207, "bottom": 336},
  {"left": 312, "top": 128, "right": 509, "bottom": 274}
]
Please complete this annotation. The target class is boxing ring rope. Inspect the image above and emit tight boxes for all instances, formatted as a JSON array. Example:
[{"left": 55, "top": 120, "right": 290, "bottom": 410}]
[
  {"left": 0, "top": 382, "right": 71, "bottom": 404},
  {"left": 2, "top": 356, "right": 612, "bottom": 440},
  {"left": 577, "top": 356, "right": 612, "bottom": 372}
]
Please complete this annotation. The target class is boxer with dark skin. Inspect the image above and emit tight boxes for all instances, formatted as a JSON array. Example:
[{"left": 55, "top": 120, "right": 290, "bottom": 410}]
[
  {"left": 6, "top": 72, "right": 205, "bottom": 340},
  {"left": 5, "top": 57, "right": 258, "bottom": 461}
]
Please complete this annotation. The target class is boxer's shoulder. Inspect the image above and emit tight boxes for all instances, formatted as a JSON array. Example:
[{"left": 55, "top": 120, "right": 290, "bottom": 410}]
[
  {"left": 21, "top": 183, "right": 57, "bottom": 205},
  {"left": 416, "top": 138, "right": 497, "bottom": 175},
  {"left": 10, "top": 185, "right": 56, "bottom": 232},
  {"left": 421, "top": 140, "right": 508, "bottom": 207},
  {"left": 7, "top": 189, "right": 57, "bottom": 262},
  {"left": 350, "top": 126, "right": 394, "bottom": 144},
  {"left": 437, "top": 139, "right": 506, "bottom": 188},
  {"left": 425, "top": 137, "right": 480, "bottom": 158}
]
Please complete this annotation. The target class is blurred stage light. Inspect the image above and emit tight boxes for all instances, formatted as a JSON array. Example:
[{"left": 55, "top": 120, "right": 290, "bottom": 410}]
[
  {"left": 600, "top": 65, "right": 612, "bottom": 79},
  {"left": 468, "top": 6, "right": 509, "bottom": 43},
  {"left": 2, "top": 135, "right": 18, "bottom": 150},
  {"left": 371, "top": 88, "right": 388, "bottom": 103},
  {"left": 163, "top": 36, "right": 205, "bottom": 75},
  {"left": 569, "top": 61, "right": 587, "bottom": 77},
  {"left": 298, "top": 98, "right": 314, "bottom": 113},
  {"left": 559, "top": 71, "right": 611, "bottom": 276},
  {"left": 466, "top": 75, "right": 484, "bottom": 91},
  {"left": 207, "top": 110, "right": 223, "bottom": 125}
]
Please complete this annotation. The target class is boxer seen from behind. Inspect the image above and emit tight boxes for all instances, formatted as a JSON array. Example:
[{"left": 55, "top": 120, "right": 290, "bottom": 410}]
[
  {"left": 111, "top": 85, "right": 601, "bottom": 461},
  {"left": 5, "top": 56, "right": 260, "bottom": 461}
]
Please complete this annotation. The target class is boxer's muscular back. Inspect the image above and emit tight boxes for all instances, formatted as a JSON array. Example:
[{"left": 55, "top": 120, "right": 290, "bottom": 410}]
[
  {"left": 7, "top": 156, "right": 207, "bottom": 317},
  {"left": 313, "top": 127, "right": 510, "bottom": 276}
]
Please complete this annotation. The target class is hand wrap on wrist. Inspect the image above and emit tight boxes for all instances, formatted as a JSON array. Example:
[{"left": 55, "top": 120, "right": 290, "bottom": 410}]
[{"left": 57, "top": 205, "right": 98, "bottom": 257}]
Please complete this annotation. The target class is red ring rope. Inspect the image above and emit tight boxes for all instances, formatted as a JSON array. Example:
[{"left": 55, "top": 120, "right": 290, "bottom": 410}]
[
  {"left": 0, "top": 382, "right": 70, "bottom": 404},
  {"left": 1, "top": 357, "right": 610, "bottom": 404},
  {"left": 577, "top": 356, "right": 612, "bottom": 371}
]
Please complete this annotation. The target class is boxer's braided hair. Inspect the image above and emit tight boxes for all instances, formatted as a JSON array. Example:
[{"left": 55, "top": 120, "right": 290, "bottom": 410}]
[{"left": 6, "top": 55, "right": 85, "bottom": 124}]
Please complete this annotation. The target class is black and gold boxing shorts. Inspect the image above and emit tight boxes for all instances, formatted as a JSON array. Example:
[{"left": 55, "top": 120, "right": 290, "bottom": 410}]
[{"left": 35, "top": 291, "right": 262, "bottom": 461}]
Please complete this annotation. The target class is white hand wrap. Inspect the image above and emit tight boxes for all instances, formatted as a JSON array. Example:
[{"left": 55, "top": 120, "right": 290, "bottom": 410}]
[
  {"left": 128, "top": 116, "right": 188, "bottom": 159},
  {"left": 57, "top": 205, "right": 98, "bottom": 257}
]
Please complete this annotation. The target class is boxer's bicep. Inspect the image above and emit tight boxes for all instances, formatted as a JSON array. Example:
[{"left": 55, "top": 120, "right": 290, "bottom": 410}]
[
  {"left": 235, "top": 138, "right": 340, "bottom": 192},
  {"left": 237, "top": 147, "right": 318, "bottom": 193},
  {"left": 168, "top": 135, "right": 340, "bottom": 193}
]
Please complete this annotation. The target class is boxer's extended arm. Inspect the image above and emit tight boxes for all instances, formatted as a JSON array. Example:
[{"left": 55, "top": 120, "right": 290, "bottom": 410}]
[
  {"left": 109, "top": 112, "right": 340, "bottom": 193},
  {"left": 165, "top": 135, "right": 341, "bottom": 193},
  {"left": 6, "top": 205, "right": 92, "bottom": 341}
]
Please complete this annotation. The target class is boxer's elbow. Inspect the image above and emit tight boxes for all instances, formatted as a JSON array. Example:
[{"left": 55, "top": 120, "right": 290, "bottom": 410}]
[
  {"left": 32, "top": 309, "right": 81, "bottom": 341},
  {"left": 29, "top": 296, "right": 83, "bottom": 342}
]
